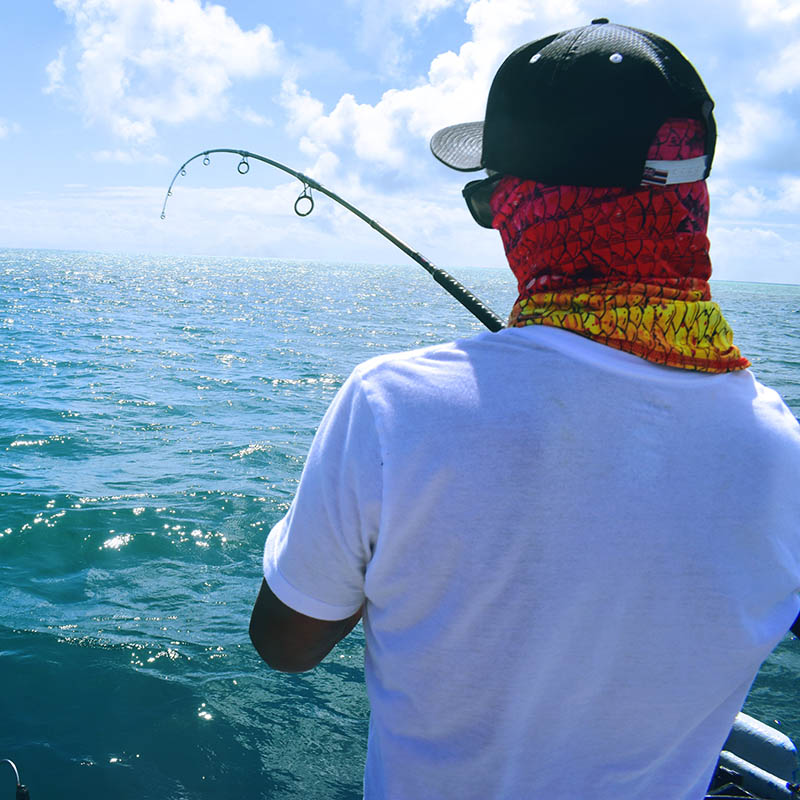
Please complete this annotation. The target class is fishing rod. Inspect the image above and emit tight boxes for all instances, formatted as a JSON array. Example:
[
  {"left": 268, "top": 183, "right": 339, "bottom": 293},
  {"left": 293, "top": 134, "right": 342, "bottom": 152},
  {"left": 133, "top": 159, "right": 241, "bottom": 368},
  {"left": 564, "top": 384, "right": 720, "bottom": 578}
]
[
  {"left": 1, "top": 759, "right": 30, "bottom": 799},
  {"left": 161, "top": 149, "right": 504, "bottom": 332}
]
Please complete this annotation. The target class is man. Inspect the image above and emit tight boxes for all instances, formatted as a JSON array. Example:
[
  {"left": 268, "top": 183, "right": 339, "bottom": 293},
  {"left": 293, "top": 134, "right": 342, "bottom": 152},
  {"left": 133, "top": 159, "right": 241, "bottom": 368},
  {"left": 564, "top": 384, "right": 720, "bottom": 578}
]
[{"left": 250, "top": 20, "right": 800, "bottom": 799}]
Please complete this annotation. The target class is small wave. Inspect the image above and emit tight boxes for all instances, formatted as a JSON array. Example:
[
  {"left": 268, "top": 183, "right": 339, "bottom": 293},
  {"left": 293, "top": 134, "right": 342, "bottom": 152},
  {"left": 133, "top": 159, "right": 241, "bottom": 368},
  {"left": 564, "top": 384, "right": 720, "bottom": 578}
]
[
  {"left": 115, "top": 398, "right": 157, "bottom": 407},
  {"left": 216, "top": 353, "right": 247, "bottom": 366},
  {"left": 101, "top": 533, "right": 134, "bottom": 550},
  {"left": 231, "top": 442, "right": 272, "bottom": 459},
  {"left": 8, "top": 435, "right": 68, "bottom": 448}
]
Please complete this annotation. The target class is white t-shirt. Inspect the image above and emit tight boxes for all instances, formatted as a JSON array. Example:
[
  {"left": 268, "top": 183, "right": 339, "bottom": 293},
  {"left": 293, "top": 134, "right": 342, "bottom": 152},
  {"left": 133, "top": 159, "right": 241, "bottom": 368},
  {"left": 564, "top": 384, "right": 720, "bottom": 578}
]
[{"left": 263, "top": 325, "right": 800, "bottom": 800}]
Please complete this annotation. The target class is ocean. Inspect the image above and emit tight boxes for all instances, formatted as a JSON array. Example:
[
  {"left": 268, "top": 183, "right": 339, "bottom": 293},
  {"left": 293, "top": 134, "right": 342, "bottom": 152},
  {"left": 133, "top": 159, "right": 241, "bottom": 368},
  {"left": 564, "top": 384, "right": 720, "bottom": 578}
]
[{"left": 1, "top": 248, "right": 798, "bottom": 799}]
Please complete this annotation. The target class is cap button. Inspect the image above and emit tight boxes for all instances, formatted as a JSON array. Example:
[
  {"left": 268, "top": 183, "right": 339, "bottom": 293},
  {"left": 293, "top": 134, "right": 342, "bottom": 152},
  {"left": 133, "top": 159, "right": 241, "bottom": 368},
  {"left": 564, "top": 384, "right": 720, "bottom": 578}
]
[{"left": 591, "top": 17, "right": 610, "bottom": 24}]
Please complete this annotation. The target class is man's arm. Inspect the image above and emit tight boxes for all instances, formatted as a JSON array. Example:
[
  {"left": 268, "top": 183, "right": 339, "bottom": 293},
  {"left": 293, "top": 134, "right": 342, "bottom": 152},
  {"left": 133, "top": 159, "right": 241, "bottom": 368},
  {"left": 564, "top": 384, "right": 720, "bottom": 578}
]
[{"left": 249, "top": 578, "right": 363, "bottom": 673}]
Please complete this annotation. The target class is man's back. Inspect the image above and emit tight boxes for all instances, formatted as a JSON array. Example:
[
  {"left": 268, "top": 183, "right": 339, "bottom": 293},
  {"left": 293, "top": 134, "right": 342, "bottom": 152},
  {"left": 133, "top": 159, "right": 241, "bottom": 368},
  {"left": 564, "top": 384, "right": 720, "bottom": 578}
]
[
  {"left": 253, "top": 21, "right": 800, "bottom": 798},
  {"left": 266, "top": 324, "right": 800, "bottom": 799}
]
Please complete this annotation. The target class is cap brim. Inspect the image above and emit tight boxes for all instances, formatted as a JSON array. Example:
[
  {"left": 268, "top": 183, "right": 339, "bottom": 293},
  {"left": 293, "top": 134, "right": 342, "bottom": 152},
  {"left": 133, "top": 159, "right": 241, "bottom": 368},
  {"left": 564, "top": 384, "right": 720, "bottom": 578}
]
[{"left": 430, "top": 121, "right": 485, "bottom": 171}]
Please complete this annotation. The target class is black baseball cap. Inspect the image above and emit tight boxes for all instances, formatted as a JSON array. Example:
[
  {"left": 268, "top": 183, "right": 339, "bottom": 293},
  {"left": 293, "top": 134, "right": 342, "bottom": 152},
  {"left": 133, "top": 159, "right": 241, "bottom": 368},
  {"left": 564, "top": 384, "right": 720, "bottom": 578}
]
[{"left": 431, "top": 18, "right": 716, "bottom": 218}]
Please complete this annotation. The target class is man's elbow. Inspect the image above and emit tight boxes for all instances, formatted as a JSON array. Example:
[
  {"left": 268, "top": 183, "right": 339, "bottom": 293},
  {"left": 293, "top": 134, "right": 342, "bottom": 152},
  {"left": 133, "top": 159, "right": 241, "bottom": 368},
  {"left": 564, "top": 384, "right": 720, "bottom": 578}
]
[
  {"left": 257, "top": 650, "right": 319, "bottom": 673},
  {"left": 248, "top": 578, "right": 361, "bottom": 672},
  {"left": 248, "top": 616, "right": 321, "bottom": 673}
]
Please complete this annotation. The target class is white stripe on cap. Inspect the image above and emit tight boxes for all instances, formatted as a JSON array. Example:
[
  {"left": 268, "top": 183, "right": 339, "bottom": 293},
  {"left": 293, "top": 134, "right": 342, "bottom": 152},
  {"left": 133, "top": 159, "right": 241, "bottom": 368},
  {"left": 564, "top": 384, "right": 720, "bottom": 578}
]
[{"left": 641, "top": 155, "right": 709, "bottom": 186}]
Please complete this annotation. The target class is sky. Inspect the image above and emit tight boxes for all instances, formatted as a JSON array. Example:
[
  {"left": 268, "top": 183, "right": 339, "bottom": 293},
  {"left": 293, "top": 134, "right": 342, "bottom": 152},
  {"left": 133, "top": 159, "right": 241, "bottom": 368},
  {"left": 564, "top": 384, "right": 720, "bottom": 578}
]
[{"left": 2, "top": 0, "right": 800, "bottom": 283}]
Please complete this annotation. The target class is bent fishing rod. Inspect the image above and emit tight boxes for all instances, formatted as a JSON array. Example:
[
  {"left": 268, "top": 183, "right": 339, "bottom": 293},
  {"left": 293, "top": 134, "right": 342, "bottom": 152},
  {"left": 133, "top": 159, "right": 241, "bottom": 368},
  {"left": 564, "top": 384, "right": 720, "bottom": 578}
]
[
  {"left": 161, "top": 149, "right": 504, "bottom": 332},
  {"left": 1, "top": 759, "right": 29, "bottom": 799}
]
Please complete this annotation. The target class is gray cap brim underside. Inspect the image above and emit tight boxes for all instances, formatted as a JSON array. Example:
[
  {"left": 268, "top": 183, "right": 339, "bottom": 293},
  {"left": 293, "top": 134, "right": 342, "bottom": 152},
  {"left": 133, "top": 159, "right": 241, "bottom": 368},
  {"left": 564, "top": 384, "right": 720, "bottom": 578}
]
[{"left": 429, "top": 121, "right": 484, "bottom": 171}]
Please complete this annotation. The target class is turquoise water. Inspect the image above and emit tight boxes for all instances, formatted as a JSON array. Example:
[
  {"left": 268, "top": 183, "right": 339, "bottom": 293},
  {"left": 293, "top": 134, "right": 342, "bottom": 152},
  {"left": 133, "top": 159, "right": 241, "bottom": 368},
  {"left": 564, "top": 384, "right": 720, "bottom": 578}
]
[{"left": 0, "top": 248, "right": 798, "bottom": 798}]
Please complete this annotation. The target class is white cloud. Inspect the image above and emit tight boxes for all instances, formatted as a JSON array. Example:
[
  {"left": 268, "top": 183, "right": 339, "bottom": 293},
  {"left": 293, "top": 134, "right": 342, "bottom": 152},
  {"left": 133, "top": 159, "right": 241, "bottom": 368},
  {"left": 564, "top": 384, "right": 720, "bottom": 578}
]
[
  {"left": 716, "top": 175, "right": 800, "bottom": 219},
  {"left": 346, "top": 0, "right": 584, "bottom": 77},
  {"left": 351, "top": 0, "right": 462, "bottom": 33},
  {"left": 759, "top": 39, "right": 800, "bottom": 92},
  {"left": 236, "top": 107, "right": 273, "bottom": 127},
  {"left": 346, "top": 0, "right": 463, "bottom": 74},
  {"left": 714, "top": 100, "right": 796, "bottom": 167},
  {"left": 775, "top": 175, "right": 800, "bottom": 209},
  {"left": 50, "top": 0, "right": 284, "bottom": 143},
  {"left": 741, "top": 0, "right": 800, "bottom": 27},
  {"left": 44, "top": 47, "right": 66, "bottom": 94},
  {"left": 281, "top": 77, "right": 326, "bottom": 137},
  {"left": 298, "top": 90, "right": 410, "bottom": 170},
  {"left": 93, "top": 148, "right": 168, "bottom": 164},
  {"left": 464, "top": 0, "right": 582, "bottom": 49},
  {"left": 409, "top": 0, "right": 463, "bottom": 22},
  {"left": 0, "top": 119, "right": 21, "bottom": 139},
  {"left": 710, "top": 224, "right": 800, "bottom": 283},
  {"left": 717, "top": 185, "right": 769, "bottom": 219}
]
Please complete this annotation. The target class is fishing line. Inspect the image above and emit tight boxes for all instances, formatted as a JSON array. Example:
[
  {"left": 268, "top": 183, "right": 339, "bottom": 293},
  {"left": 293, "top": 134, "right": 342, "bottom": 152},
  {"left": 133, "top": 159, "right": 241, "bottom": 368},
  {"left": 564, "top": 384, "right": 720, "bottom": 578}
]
[{"left": 161, "top": 149, "right": 504, "bottom": 332}]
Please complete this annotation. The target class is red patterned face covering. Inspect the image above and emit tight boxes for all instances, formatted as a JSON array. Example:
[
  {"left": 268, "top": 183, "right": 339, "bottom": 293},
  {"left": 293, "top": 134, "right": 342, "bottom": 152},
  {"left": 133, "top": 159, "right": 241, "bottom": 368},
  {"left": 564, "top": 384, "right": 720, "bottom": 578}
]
[{"left": 490, "top": 119, "right": 749, "bottom": 373}]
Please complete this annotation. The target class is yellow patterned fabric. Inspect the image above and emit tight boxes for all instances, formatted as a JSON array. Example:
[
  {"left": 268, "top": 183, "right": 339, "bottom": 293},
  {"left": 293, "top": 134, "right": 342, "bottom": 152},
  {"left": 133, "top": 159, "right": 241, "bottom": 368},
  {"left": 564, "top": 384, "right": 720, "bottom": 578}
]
[{"left": 508, "top": 282, "right": 749, "bottom": 372}]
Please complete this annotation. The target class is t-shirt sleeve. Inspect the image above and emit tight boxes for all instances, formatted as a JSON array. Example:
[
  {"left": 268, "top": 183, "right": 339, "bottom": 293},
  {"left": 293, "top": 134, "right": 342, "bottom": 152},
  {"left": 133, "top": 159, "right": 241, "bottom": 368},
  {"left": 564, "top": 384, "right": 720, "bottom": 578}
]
[{"left": 263, "top": 368, "right": 382, "bottom": 621}]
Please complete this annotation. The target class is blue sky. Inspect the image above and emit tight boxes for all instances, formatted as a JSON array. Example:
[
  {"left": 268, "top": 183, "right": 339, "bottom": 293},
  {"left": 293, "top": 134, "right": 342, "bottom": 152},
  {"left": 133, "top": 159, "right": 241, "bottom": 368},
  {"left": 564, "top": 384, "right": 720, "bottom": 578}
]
[{"left": 2, "top": 0, "right": 800, "bottom": 283}]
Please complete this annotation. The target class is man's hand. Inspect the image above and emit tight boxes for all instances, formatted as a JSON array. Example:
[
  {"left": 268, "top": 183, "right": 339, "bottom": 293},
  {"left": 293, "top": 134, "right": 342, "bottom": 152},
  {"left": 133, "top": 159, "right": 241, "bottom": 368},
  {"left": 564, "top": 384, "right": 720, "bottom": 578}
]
[{"left": 249, "top": 578, "right": 363, "bottom": 673}]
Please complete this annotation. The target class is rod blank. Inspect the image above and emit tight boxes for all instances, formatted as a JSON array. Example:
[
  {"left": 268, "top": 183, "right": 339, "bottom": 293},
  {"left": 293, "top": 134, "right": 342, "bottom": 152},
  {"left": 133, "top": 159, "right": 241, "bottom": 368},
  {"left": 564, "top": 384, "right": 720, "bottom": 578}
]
[{"left": 162, "top": 149, "right": 504, "bottom": 332}]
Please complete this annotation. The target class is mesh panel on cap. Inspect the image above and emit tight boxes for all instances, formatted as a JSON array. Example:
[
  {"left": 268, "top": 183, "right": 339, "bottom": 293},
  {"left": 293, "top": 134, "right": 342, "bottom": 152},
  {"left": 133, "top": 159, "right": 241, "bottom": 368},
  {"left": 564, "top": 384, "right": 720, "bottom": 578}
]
[{"left": 429, "top": 122, "right": 484, "bottom": 171}]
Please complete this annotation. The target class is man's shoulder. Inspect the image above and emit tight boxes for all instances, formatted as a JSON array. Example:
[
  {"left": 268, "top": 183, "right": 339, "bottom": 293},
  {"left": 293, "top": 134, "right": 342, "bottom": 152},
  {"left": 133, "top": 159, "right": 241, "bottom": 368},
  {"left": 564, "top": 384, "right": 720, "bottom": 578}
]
[
  {"left": 351, "top": 331, "right": 491, "bottom": 380},
  {"left": 343, "top": 330, "right": 508, "bottom": 411},
  {"left": 349, "top": 325, "right": 552, "bottom": 378},
  {"left": 750, "top": 378, "right": 800, "bottom": 442}
]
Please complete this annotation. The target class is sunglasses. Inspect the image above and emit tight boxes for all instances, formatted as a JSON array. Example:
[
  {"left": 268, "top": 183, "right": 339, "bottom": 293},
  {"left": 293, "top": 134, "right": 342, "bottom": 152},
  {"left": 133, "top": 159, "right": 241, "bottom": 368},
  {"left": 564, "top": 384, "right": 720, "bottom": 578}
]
[{"left": 462, "top": 172, "right": 504, "bottom": 229}]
